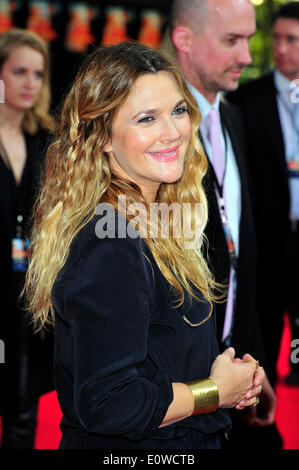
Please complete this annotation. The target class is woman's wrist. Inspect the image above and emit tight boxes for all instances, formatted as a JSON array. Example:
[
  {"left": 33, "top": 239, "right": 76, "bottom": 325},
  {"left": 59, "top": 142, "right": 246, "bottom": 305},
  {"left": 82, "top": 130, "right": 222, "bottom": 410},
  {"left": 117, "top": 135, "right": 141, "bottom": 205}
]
[{"left": 185, "top": 377, "right": 219, "bottom": 415}]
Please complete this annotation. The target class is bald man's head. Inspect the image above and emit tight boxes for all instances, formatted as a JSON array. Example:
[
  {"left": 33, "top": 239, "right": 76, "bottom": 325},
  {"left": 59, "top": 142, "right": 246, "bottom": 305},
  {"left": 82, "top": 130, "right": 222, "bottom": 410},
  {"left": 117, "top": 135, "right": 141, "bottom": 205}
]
[
  {"left": 170, "top": 0, "right": 208, "bottom": 35},
  {"left": 170, "top": 0, "right": 254, "bottom": 35},
  {"left": 170, "top": 0, "right": 256, "bottom": 103}
]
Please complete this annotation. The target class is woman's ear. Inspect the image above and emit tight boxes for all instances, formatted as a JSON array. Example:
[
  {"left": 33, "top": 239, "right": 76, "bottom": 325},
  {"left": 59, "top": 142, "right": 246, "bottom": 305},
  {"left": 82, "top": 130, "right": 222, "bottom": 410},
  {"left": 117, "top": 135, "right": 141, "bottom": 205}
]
[{"left": 103, "top": 140, "right": 113, "bottom": 153}]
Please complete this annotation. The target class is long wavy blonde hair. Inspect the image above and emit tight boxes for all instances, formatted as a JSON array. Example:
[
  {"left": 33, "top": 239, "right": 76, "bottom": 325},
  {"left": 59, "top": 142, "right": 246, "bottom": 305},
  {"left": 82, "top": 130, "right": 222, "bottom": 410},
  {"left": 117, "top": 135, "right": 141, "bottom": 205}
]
[
  {"left": 0, "top": 28, "right": 55, "bottom": 134},
  {"left": 25, "top": 41, "right": 223, "bottom": 330}
]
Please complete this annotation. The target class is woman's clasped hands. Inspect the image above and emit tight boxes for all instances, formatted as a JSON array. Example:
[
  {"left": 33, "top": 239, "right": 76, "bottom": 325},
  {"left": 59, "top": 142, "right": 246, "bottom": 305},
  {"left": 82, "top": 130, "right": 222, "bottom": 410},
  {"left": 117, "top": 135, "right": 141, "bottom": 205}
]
[{"left": 209, "top": 347, "right": 264, "bottom": 411}]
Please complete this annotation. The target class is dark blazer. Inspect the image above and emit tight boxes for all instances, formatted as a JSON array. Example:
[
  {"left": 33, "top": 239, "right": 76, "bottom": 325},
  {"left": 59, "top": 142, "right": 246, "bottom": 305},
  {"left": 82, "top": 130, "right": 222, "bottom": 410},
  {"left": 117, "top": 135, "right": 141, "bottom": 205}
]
[
  {"left": 227, "top": 73, "right": 291, "bottom": 310},
  {"left": 202, "top": 97, "right": 283, "bottom": 446},
  {"left": 203, "top": 99, "right": 265, "bottom": 362}
]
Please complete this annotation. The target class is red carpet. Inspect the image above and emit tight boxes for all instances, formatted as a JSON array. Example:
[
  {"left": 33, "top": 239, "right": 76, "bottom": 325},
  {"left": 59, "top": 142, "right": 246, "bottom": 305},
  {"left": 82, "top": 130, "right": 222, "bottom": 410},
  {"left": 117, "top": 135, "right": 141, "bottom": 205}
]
[
  {"left": 1, "top": 314, "right": 299, "bottom": 449},
  {"left": 274, "top": 314, "right": 299, "bottom": 449}
]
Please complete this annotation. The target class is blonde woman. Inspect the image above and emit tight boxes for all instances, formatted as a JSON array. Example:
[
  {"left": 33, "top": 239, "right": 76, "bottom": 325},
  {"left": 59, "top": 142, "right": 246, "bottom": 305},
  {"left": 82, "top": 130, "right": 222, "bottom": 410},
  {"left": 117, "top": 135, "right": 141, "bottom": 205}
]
[
  {"left": 0, "top": 28, "right": 54, "bottom": 448},
  {"left": 26, "top": 42, "right": 263, "bottom": 449}
]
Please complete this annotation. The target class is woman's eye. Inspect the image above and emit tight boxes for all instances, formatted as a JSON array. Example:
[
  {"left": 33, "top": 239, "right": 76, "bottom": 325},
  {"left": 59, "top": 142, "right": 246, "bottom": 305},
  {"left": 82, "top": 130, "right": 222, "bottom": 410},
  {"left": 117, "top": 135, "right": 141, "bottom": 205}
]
[
  {"left": 173, "top": 106, "right": 188, "bottom": 116},
  {"left": 13, "top": 69, "right": 43, "bottom": 79},
  {"left": 137, "top": 116, "right": 154, "bottom": 124},
  {"left": 35, "top": 71, "right": 43, "bottom": 79}
]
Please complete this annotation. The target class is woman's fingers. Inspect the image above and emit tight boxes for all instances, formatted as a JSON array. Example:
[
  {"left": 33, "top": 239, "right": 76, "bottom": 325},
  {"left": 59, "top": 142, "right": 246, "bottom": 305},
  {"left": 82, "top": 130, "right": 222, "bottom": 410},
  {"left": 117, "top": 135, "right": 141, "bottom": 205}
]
[
  {"left": 235, "top": 384, "right": 262, "bottom": 409},
  {"left": 253, "top": 366, "right": 265, "bottom": 387},
  {"left": 235, "top": 395, "right": 259, "bottom": 410},
  {"left": 244, "top": 384, "right": 262, "bottom": 400},
  {"left": 243, "top": 356, "right": 265, "bottom": 387}
]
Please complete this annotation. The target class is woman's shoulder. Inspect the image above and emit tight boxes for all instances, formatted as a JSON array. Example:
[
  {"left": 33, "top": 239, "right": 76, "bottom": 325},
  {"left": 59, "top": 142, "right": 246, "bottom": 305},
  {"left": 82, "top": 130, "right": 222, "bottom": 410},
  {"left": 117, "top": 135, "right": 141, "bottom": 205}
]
[
  {"left": 64, "top": 210, "right": 149, "bottom": 275},
  {"left": 77, "top": 210, "right": 143, "bottom": 248},
  {"left": 24, "top": 127, "right": 53, "bottom": 160},
  {"left": 54, "top": 210, "right": 153, "bottom": 301},
  {"left": 25, "top": 125, "right": 53, "bottom": 141}
]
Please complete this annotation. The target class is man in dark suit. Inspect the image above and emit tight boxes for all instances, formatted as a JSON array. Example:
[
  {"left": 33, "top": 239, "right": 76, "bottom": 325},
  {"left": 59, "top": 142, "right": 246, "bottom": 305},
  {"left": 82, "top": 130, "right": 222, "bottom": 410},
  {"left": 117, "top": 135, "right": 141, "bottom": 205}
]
[
  {"left": 228, "top": 2, "right": 299, "bottom": 387},
  {"left": 170, "top": 0, "right": 281, "bottom": 447}
]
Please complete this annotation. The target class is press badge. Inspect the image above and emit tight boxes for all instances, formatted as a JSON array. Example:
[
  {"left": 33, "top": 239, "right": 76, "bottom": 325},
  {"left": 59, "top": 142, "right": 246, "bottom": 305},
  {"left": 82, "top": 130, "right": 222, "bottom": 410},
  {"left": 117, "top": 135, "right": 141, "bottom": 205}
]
[
  {"left": 288, "top": 155, "right": 299, "bottom": 178},
  {"left": 12, "top": 237, "right": 30, "bottom": 272}
]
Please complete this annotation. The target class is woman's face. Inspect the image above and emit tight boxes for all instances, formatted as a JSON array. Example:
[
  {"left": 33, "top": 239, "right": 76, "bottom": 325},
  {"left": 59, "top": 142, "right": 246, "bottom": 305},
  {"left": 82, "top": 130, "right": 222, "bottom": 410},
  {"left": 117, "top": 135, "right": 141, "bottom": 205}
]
[
  {"left": 105, "top": 71, "right": 192, "bottom": 202},
  {"left": 0, "top": 45, "right": 44, "bottom": 113}
]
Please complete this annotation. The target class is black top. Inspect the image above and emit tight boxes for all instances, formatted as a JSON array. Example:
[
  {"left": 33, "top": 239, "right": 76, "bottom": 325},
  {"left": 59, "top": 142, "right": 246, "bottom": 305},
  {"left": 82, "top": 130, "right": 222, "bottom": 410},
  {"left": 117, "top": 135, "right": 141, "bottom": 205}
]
[
  {"left": 0, "top": 128, "right": 54, "bottom": 411},
  {"left": 52, "top": 212, "right": 231, "bottom": 449},
  {"left": 0, "top": 129, "right": 51, "bottom": 305}
]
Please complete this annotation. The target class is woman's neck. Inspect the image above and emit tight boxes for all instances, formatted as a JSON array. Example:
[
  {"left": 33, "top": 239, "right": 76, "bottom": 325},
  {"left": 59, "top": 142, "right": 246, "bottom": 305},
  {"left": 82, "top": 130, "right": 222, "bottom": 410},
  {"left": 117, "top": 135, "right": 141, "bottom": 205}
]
[{"left": 0, "top": 104, "right": 24, "bottom": 133}]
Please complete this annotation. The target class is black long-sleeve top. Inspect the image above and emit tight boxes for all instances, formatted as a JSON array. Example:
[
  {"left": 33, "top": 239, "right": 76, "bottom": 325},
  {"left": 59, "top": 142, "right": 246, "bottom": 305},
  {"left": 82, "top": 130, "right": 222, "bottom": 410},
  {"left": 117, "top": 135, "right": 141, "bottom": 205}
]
[{"left": 52, "top": 212, "right": 231, "bottom": 449}]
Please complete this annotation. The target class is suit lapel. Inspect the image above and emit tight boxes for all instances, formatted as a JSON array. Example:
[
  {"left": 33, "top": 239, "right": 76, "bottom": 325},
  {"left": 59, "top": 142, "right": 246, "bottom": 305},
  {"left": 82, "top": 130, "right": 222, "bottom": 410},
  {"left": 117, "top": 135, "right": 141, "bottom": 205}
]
[
  {"left": 257, "top": 74, "right": 289, "bottom": 190},
  {"left": 219, "top": 100, "right": 247, "bottom": 190}
]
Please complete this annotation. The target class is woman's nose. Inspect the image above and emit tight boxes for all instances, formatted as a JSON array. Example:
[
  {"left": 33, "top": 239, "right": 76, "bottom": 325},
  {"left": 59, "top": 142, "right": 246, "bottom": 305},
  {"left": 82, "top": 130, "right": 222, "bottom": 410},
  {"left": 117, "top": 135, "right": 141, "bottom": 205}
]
[
  {"left": 160, "top": 118, "right": 180, "bottom": 142},
  {"left": 24, "top": 73, "right": 36, "bottom": 89}
]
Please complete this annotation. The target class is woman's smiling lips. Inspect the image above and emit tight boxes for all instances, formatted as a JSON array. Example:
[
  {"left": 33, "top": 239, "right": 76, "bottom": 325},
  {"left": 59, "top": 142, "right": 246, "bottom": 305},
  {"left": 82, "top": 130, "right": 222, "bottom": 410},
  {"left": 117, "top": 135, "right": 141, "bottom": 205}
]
[
  {"left": 21, "top": 93, "right": 34, "bottom": 100},
  {"left": 146, "top": 145, "right": 179, "bottom": 162}
]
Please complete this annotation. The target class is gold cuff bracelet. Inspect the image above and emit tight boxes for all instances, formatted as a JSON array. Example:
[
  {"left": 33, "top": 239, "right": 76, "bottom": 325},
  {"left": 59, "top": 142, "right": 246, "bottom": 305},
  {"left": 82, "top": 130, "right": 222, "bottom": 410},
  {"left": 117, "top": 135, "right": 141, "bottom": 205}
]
[{"left": 186, "top": 377, "right": 219, "bottom": 415}]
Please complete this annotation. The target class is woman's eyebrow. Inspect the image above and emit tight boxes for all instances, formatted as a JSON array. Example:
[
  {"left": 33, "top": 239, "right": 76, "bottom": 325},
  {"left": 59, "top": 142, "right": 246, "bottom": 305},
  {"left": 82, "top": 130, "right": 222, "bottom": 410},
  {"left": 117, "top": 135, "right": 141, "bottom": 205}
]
[{"left": 131, "top": 99, "right": 187, "bottom": 120}]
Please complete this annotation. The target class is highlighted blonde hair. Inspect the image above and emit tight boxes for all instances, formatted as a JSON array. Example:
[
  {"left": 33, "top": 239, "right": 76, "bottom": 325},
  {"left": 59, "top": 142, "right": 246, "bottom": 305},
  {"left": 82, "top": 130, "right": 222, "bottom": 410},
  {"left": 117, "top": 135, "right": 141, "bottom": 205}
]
[
  {"left": 25, "top": 42, "right": 222, "bottom": 330},
  {"left": 0, "top": 28, "right": 55, "bottom": 134}
]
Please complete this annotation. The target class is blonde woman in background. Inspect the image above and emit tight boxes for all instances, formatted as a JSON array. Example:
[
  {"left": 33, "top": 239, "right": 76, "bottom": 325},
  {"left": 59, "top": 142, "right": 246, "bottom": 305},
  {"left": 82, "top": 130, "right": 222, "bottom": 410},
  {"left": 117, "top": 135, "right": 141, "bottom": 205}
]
[
  {"left": 25, "top": 42, "right": 263, "bottom": 449},
  {"left": 0, "top": 28, "right": 55, "bottom": 448}
]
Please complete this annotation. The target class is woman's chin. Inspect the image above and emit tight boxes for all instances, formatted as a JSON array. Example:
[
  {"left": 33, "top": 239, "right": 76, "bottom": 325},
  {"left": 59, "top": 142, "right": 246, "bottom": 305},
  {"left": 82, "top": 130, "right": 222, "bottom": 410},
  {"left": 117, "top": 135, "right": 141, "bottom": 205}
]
[{"left": 159, "top": 167, "right": 184, "bottom": 185}]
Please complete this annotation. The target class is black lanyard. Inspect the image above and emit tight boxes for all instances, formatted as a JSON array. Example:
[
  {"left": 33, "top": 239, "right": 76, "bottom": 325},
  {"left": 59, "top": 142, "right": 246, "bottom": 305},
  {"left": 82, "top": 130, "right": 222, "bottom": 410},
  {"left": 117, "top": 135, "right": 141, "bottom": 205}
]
[
  {"left": 200, "top": 125, "right": 238, "bottom": 270},
  {"left": 204, "top": 118, "right": 229, "bottom": 220},
  {"left": 214, "top": 119, "right": 229, "bottom": 198}
]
